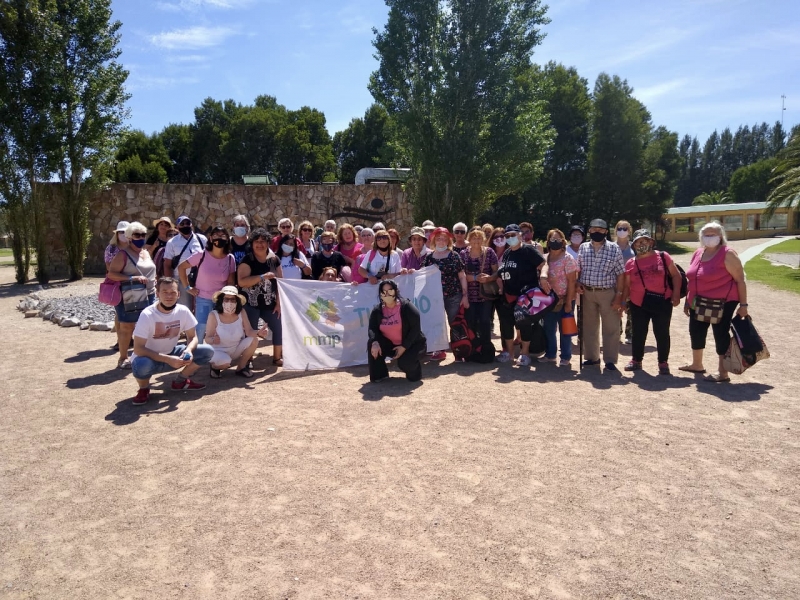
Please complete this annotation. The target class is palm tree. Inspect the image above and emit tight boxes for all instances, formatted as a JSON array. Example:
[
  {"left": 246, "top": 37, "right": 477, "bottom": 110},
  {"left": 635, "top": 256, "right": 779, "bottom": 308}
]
[
  {"left": 764, "top": 132, "right": 800, "bottom": 220},
  {"left": 692, "top": 191, "right": 730, "bottom": 206}
]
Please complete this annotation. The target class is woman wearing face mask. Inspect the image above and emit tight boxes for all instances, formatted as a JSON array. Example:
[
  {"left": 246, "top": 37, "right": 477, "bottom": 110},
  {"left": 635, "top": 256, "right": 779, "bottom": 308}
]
[
  {"left": 621, "top": 230, "right": 682, "bottom": 375},
  {"left": 105, "top": 220, "right": 130, "bottom": 351},
  {"left": 538, "top": 229, "right": 578, "bottom": 367},
  {"left": 298, "top": 220, "right": 318, "bottom": 258},
  {"left": 106, "top": 221, "right": 157, "bottom": 369},
  {"left": 614, "top": 220, "right": 635, "bottom": 344},
  {"left": 278, "top": 234, "right": 312, "bottom": 280},
  {"left": 230, "top": 215, "right": 251, "bottom": 266},
  {"left": 495, "top": 224, "right": 545, "bottom": 366},
  {"left": 311, "top": 231, "right": 347, "bottom": 279},
  {"left": 177, "top": 226, "right": 237, "bottom": 343},
  {"left": 359, "top": 230, "right": 403, "bottom": 284},
  {"left": 145, "top": 217, "right": 175, "bottom": 257},
  {"left": 566, "top": 225, "right": 584, "bottom": 260},
  {"left": 680, "top": 222, "right": 748, "bottom": 382},
  {"left": 205, "top": 286, "right": 259, "bottom": 378},
  {"left": 368, "top": 280, "right": 426, "bottom": 382},
  {"left": 460, "top": 228, "right": 499, "bottom": 352}
]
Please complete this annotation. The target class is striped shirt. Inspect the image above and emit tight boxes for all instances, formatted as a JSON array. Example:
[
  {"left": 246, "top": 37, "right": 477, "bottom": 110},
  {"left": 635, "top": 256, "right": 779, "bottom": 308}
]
[{"left": 577, "top": 241, "right": 625, "bottom": 288}]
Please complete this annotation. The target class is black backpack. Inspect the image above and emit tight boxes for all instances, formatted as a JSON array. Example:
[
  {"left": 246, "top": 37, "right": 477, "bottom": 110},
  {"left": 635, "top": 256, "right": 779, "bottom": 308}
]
[{"left": 660, "top": 252, "right": 688, "bottom": 298}]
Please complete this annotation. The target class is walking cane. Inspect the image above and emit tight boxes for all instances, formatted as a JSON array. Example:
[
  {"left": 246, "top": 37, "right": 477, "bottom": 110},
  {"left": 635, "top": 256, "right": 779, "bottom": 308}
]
[{"left": 578, "top": 298, "right": 583, "bottom": 371}]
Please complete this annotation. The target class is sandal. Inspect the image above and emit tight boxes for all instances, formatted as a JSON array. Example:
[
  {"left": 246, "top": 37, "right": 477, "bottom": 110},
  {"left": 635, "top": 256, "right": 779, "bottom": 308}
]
[
  {"left": 272, "top": 358, "right": 283, "bottom": 367},
  {"left": 704, "top": 373, "right": 731, "bottom": 383},
  {"left": 117, "top": 357, "right": 131, "bottom": 369},
  {"left": 678, "top": 365, "right": 706, "bottom": 373},
  {"left": 210, "top": 367, "right": 222, "bottom": 379},
  {"left": 235, "top": 367, "right": 254, "bottom": 378}
]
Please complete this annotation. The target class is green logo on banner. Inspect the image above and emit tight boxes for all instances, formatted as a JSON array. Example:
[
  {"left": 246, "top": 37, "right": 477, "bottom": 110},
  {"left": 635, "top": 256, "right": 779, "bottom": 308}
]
[{"left": 305, "top": 296, "right": 341, "bottom": 327}]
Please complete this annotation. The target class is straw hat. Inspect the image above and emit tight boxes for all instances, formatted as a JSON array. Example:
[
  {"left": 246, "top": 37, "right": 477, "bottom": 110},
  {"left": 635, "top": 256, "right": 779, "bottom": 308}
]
[
  {"left": 212, "top": 285, "right": 247, "bottom": 305},
  {"left": 152, "top": 216, "right": 174, "bottom": 228}
]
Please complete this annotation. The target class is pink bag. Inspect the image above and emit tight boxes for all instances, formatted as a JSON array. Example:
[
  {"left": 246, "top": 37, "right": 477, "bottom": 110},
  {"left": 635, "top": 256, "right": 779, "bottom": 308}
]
[{"left": 99, "top": 278, "right": 121, "bottom": 305}]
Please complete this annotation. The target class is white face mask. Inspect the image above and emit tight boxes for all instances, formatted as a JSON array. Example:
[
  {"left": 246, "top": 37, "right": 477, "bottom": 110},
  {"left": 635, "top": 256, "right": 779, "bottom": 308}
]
[
  {"left": 570, "top": 234, "right": 583, "bottom": 245},
  {"left": 616, "top": 229, "right": 629, "bottom": 239},
  {"left": 233, "top": 226, "right": 247, "bottom": 237},
  {"left": 702, "top": 235, "right": 721, "bottom": 248},
  {"left": 117, "top": 234, "right": 127, "bottom": 243},
  {"left": 435, "top": 244, "right": 447, "bottom": 252},
  {"left": 222, "top": 300, "right": 237, "bottom": 314},
  {"left": 281, "top": 244, "right": 295, "bottom": 255}
]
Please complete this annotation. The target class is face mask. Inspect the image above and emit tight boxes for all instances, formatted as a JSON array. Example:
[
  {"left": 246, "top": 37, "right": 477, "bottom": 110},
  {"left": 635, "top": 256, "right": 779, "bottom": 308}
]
[
  {"left": 213, "top": 239, "right": 227, "bottom": 249},
  {"left": 281, "top": 244, "right": 295, "bottom": 255},
  {"left": 233, "top": 226, "right": 247, "bottom": 237},
  {"left": 435, "top": 244, "right": 447, "bottom": 252},
  {"left": 321, "top": 243, "right": 334, "bottom": 252},
  {"left": 131, "top": 238, "right": 146, "bottom": 249},
  {"left": 158, "top": 301, "right": 176, "bottom": 311},
  {"left": 590, "top": 231, "right": 606, "bottom": 243},
  {"left": 616, "top": 228, "right": 629, "bottom": 239},
  {"left": 117, "top": 234, "right": 127, "bottom": 243},
  {"left": 493, "top": 237, "right": 506, "bottom": 247},
  {"left": 548, "top": 240, "right": 564, "bottom": 251},
  {"left": 179, "top": 226, "right": 193, "bottom": 236},
  {"left": 702, "top": 235, "right": 721, "bottom": 248},
  {"left": 506, "top": 235, "right": 520, "bottom": 247},
  {"left": 222, "top": 300, "right": 237, "bottom": 314},
  {"left": 570, "top": 234, "right": 583, "bottom": 245},
  {"left": 634, "top": 244, "right": 652, "bottom": 255}
]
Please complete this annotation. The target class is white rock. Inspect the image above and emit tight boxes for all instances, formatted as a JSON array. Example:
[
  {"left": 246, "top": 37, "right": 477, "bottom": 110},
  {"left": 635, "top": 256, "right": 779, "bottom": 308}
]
[
  {"left": 80, "top": 321, "right": 91, "bottom": 330},
  {"left": 25, "top": 310, "right": 40, "bottom": 318},
  {"left": 89, "top": 321, "right": 114, "bottom": 332},
  {"left": 60, "top": 317, "right": 81, "bottom": 327},
  {"left": 41, "top": 310, "right": 54, "bottom": 320}
]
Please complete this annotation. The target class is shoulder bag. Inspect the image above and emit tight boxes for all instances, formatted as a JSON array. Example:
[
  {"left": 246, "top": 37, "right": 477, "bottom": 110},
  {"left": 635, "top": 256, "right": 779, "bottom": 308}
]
[
  {"left": 170, "top": 234, "right": 195, "bottom": 270},
  {"left": 478, "top": 249, "right": 501, "bottom": 301},
  {"left": 691, "top": 252, "right": 733, "bottom": 324},
  {"left": 636, "top": 256, "right": 671, "bottom": 313},
  {"left": 119, "top": 251, "right": 150, "bottom": 313},
  {"left": 98, "top": 252, "right": 127, "bottom": 306},
  {"left": 187, "top": 250, "right": 207, "bottom": 287}
]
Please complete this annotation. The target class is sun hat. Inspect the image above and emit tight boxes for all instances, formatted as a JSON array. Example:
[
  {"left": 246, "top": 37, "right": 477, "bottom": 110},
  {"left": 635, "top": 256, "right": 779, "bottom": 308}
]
[
  {"left": 431, "top": 226, "right": 453, "bottom": 239},
  {"left": 569, "top": 225, "right": 585, "bottom": 235},
  {"left": 631, "top": 229, "right": 654, "bottom": 244},
  {"left": 153, "top": 216, "right": 174, "bottom": 228},
  {"left": 408, "top": 226, "right": 426, "bottom": 240},
  {"left": 212, "top": 285, "right": 247, "bottom": 305},
  {"left": 589, "top": 218, "right": 608, "bottom": 229},
  {"left": 421, "top": 220, "right": 436, "bottom": 231},
  {"left": 115, "top": 220, "right": 130, "bottom": 232}
]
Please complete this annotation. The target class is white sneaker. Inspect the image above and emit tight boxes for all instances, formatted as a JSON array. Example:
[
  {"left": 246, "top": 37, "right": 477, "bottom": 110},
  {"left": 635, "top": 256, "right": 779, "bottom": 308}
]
[
  {"left": 623, "top": 337, "right": 632, "bottom": 345},
  {"left": 559, "top": 359, "right": 572, "bottom": 368},
  {"left": 515, "top": 354, "right": 532, "bottom": 367},
  {"left": 496, "top": 351, "right": 512, "bottom": 363}
]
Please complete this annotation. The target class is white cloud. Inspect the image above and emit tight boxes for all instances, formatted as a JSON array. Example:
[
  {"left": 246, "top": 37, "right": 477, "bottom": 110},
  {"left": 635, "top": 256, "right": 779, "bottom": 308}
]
[
  {"left": 149, "top": 26, "right": 237, "bottom": 50},
  {"left": 635, "top": 78, "right": 690, "bottom": 103},
  {"left": 156, "top": 0, "right": 254, "bottom": 11},
  {"left": 128, "top": 75, "right": 201, "bottom": 91},
  {"left": 603, "top": 28, "right": 697, "bottom": 68}
]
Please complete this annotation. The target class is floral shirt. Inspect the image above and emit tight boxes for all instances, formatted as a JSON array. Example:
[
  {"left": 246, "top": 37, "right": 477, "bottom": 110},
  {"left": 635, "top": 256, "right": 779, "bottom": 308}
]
[
  {"left": 423, "top": 250, "right": 464, "bottom": 298},
  {"left": 459, "top": 247, "right": 498, "bottom": 303},
  {"left": 546, "top": 253, "right": 578, "bottom": 298},
  {"left": 104, "top": 244, "right": 120, "bottom": 267}
]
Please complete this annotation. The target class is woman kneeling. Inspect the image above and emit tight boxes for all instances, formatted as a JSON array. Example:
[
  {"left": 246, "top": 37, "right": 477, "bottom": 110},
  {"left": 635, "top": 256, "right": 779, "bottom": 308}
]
[
  {"left": 367, "top": 280, "right": 427, "bottom": 383},
  {"left": 205, "top": 286, "right": 259, "bottom": 378}
]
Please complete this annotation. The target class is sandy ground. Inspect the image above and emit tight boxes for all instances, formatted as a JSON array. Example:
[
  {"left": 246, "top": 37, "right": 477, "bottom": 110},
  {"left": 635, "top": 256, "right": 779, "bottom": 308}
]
[{"left": 1, "top": 241, "right": 799, "bottom": 599}]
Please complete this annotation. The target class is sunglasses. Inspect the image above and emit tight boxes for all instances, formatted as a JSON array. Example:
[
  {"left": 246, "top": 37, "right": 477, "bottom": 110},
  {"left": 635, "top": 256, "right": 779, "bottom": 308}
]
[
  {"left": 280, "top": 225, "right": 292, "bottom": 230},
  {"left": 379, "top": 291, "right": 396, "bottom": 296},
  {"left": 301, "top": 228, "right": 313, "bottom": 233},
  {"left": 454, "top": 230, "right": 467, "bottom": 234},
  {"left": 617, "top": 227, "right": 629, "bottom": 232},
  {"left": 130, "top": 233, "right": 146, "bottom": 239}
]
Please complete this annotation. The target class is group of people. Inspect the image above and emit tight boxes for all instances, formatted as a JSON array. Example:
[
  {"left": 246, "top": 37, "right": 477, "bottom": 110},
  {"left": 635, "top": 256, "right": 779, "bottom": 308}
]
[{"left": 103, "top": 212, "right": 750, "bottom": 405}]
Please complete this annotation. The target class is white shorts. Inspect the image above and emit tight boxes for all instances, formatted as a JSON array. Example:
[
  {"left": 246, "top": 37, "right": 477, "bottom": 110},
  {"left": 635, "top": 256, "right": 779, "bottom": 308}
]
[{"left": 211, "top": 337, "right": 254, "bottom": 367}]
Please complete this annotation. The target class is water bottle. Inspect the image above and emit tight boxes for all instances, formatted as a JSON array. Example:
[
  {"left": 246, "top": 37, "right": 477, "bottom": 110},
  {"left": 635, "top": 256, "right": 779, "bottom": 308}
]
[{"left": 182, "top": 352, "right": 191, "bottom": 361}]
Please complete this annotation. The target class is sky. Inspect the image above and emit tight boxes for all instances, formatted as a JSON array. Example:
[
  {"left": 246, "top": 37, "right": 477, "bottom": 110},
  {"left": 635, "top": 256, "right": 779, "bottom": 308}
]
[{"left": 113, "top": 0, "right": 800, "bottom": 144}]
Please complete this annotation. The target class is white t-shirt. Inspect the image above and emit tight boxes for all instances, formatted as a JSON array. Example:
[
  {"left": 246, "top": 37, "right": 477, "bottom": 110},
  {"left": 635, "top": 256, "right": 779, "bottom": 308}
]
[
  {"left": 280, "top": 253, "right": 309, "bottom": 280},
  {"left": 131, "top": 303, "right": 198, "bottom": 359},
  {"left": 360, "top": 250, "right": 401, "bottom": 277},
  {"left": 566, "top": 245, "right": 580, "bottom": 261},
  {"left": 163, "top": 233, "right": 208, "bottom": 266}
]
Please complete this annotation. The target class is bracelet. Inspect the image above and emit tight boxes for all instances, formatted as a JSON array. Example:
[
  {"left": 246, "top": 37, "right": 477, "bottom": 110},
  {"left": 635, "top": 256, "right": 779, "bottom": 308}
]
[{"left": 740, "top": 303, "right": 748, "bottom": 307}]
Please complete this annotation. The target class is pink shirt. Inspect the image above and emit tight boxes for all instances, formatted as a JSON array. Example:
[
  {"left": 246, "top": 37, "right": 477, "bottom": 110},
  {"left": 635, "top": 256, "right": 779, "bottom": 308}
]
[
  {"left": 336, "top": 241, "right": 363, "bottom": 261},
  {"left": 186, "top": 250, "right": 236, "bottom": 300},
  {"left": 625, "top": 252, "right": 672, "bottom": 307},
  {"left": 546, "top": 253, "right": 578, "bottom": 298},
  {"left": 686, "top": 246, "right": 739, "bottom": 304},
  {"left": 380, "top": 304, "right": 402, "bottom": 346}
]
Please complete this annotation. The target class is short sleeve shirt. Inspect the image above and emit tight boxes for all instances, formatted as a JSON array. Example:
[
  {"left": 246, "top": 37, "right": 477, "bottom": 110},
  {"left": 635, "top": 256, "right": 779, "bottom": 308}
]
[
  {"left": 423, "top": 251, "right": 465, "bottom": 298},
  {"left": 240, "top": 252, "right": 280, "bottom": 308},
  {"left": 131, "top": 303, "right": 197, "bottom": 360},
  {"left": 361, "top": 250, "right": 401, "bottom": 278},
  {"left": 496, "top": 245, "right": 544, "bottom": 296},
  {"left": 311, "top": 251, "right": 346, "bottom": 280},
  {"left": 460, "top": 247, "right": 498, "bottom": 303},
  {"left": 546, "top": 253, "right": 578, "bottom": 298},
  {"left": 280, "top": 252, "right": 310, "bottom": 280},
  {"left": 163, "top": 233, "right": 207, "bottom": 265},
  {"left": 577, "top": 241, "right": 625, "bottom": 288},
  {"left": 186, "top": 251, "right": 236, "bottom": 300}
]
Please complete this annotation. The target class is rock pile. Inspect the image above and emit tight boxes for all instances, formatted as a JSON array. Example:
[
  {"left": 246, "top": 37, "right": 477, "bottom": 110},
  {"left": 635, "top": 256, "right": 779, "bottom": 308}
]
[{"left": 17, "top": 292, "right": 115, "bottom": 331}]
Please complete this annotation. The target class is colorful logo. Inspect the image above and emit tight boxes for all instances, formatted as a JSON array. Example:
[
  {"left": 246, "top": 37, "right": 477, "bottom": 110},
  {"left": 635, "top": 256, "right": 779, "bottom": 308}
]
[{"left": 305, "top": 296, "right": 341, "bottom": 327}]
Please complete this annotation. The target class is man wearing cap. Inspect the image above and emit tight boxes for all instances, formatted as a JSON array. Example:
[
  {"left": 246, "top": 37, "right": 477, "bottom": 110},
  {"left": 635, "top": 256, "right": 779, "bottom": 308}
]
[
  {"left": 566, "top": 225, "right": 584, "bottom": 260},
  {"left": 400, "top": 226, "right": 430, "bottom": 271},
  {"left": 163, "top": 215, "right": 208, "bottom": 309},
  {"left": 576, "top": 218, "right": 626, "bottom": 370}
]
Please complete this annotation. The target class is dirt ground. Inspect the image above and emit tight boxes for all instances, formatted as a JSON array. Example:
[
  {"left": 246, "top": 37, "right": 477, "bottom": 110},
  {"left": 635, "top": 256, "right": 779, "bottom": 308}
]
[{"left": 1, "top": 241, "right": 798, "bottom": 600}]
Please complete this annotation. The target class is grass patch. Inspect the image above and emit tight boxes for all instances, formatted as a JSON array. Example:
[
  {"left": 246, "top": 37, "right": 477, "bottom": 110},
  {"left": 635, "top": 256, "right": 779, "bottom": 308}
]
[
  {"left": 746, "top": 239, "right": 800, "bottom": 295},
  {"left": 0, "top": 248, "right": 13, "bottom": 257},
  {"left": 656, "top": 240, "right": 693, "bottom": 255}
]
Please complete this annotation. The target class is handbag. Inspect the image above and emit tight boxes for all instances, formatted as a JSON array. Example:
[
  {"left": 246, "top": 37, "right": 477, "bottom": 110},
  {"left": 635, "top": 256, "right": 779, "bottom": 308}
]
[
  {"left": 478, "top": 249, "right": 501, "bottom": 300},
  {"left": 690, "top": 254, "right": 733, "bottom": 324},
  {"left": 188, "top": 250, "right": 207, "bottom": 287},
  {"left": 120, "top": 280, "right": 150, "bottom": 313},
  {"left": 722, "top": 316, "right": 769, "bottom": 375},
  {"left": 98, "top": 251, "right": 128, "bottom": 306}
]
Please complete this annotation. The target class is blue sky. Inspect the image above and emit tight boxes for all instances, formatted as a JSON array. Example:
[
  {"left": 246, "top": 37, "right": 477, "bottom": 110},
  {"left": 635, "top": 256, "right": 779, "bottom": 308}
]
[{"left": 114, "top": 0, "right": 800, "bottom": 143}]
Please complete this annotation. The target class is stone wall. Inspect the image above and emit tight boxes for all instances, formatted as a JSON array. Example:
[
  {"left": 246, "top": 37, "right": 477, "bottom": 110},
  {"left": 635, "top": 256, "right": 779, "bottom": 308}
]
[{"left": 44, "top": 183, "right": 411, "bottom": 276}]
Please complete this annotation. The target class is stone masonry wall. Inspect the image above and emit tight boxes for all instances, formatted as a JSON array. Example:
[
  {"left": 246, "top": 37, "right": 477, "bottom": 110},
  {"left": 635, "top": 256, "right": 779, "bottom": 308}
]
[{"left": 44, "top": 183, "right": 411, "bottom": 276}]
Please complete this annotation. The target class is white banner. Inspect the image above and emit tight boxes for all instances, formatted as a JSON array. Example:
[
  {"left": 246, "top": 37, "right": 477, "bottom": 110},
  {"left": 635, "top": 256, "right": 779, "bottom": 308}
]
[{"left": 277, "top": 266, "right": 449, "bottom": 370}]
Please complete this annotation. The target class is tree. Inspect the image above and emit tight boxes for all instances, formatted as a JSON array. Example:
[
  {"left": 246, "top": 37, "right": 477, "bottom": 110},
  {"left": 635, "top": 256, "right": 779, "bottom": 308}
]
[
  {"left": 51, "top": 0, "right": 130, "bottom": 279},
  {"left": 764, "top": 131, "right": 800, "bottom": 220},
  {"left": 674, "top": 135, "right": 702, "bottom": 207},
  {"left": 727, "top": 158, "right": 777, "bottom": 204},
  {"left": 112, "top": 130, "right": 169, "bottom": 183},
  {"left": 190, "top": 98, "right": 237, "bottom": 183},
  {"left": 219, "top": 101, "right": 286, "bottom": 183},
  {"left": 692, "top": 191, "right": 730, "bottom": 206},
  {"left": 640, "top": 126, "right": 681, "bottom": 228},
  {"left": 274, "top": 106, "right": 335, "bottom": 183},
  {"left": 157, "top": 123, "right": 193, "bottom": 183},
  {"left": 333, "top": 104, "right": 395, "bottom": 183},
  {"left": 370, "top": 0, "right": 553, "bottom": 225}
]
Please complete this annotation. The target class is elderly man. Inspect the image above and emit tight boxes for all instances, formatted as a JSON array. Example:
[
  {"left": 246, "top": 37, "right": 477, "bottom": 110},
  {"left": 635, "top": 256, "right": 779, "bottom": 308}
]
[
  {"left": 162, "top": 214, "right": 208, "bottom": 308},
  {"left": 577, "top": 218, "right": 626, "bottom": 371}
]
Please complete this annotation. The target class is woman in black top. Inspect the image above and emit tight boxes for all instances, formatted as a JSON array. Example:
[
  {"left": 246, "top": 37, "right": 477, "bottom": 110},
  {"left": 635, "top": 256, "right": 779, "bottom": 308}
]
[
  {"left": 496, "top": 224, "right": 545, "bottom": 366},
  {"left": 367, "top": 280, "right": 427, "bottom": 383}
]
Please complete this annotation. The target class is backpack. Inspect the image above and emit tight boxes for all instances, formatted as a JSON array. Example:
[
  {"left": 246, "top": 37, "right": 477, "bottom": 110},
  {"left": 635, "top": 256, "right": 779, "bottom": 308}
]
[
  {"left": 660, "top": 251, "right": 688, "bottom": 298},
  {"left": 449, "top": 306, "right": 476, "bottom": 361},
  {"left": 514, "top": 286, "right": 559, "bottom": 326}
]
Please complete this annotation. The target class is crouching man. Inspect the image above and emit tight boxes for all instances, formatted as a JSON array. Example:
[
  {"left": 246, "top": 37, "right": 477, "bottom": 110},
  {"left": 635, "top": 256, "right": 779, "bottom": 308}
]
[{"left": 130, "top": 277, "right": 214, "bottom": 405}]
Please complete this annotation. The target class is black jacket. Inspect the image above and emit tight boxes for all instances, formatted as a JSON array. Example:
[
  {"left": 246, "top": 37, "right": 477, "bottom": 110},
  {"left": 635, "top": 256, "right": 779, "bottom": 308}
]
[{"left": 368, "top": 299, "right": 426, "bottom": 350}]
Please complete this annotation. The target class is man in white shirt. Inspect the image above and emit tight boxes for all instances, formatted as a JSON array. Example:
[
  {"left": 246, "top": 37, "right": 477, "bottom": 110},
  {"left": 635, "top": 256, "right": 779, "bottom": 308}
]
[
  {"left": 130, "top": 277, "right": 215, "bottom": 405},
  {"left": 162, "top": 215, "right": 208, "bottom": 308}
]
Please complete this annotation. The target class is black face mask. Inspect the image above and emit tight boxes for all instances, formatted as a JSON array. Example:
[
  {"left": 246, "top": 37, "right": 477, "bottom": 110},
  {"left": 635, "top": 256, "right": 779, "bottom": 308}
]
[
  {"left": 179, "top": 226, "right": 193, "bottom": 236},
  {"left": 548, "top": 240, "right": 564, "bottom": 251},
  {"left": 212, "top": 239, "right": 227, "bottom": 249},
  {"left": 159, "top": 301, "right": 177, "bottom": 312},
  {"left": 589, "top": 231, "right": 606, "bottom": 242},
  {"left": 321, "top": 243, "right": 334, "bottom": 252}
]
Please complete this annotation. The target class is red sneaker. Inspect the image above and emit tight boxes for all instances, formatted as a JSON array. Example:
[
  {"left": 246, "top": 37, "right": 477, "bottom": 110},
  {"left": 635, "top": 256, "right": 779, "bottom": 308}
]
[
  {"left": 171, "top": 378, "right": 206, "bottom": 391},
  {"left": 428, "top": 350, "right": 447, "bottom": 361},
  {"left": 132, "top": 388, "right": 150, "bottom": 406}
]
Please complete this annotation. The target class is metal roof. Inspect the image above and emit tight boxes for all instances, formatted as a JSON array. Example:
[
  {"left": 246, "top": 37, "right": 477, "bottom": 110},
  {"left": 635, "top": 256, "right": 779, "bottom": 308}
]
[{"left": 666, "top": 202, "right": 770, "bottom": 215}]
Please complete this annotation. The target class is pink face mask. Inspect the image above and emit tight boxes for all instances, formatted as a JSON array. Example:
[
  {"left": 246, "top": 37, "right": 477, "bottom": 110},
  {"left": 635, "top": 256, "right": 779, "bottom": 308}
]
[
  {"left": 493, "top": 237, "right": 506, "bottom": 247},
  {"left": 222, "top": 300, "right": 237, "bottom": 314}
]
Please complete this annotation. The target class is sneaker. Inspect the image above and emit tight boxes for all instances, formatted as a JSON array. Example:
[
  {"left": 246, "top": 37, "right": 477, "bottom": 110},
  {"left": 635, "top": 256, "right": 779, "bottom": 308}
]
[
  {"left": 496, "top": 351, "right": 512, "bottom": 363},
  {"left": 582, "top": 359, "right": 601, "bottom": 367},
  {"left": 515, "top": 354, "right": 532, "bottom": 367},
  {"left": 537, "top": 356, "right": 557, "bottom": 363},
  {"left": 658, "top": 362, "right": 671, "bottom": 375},
  {"left": 429, "top": 350, "right": 447, "bottom": 361},
  {"left": 605, "top": 363, "right": 618, "bottom": 371},
  {"left": 623, "top": 337, "right": 632, "bottom": 345},
  {"left": 171, "top": 378, "right": 206, "bottom": 391},
  {"left": 624, "top": 360, "right": 642, "bottom": 371},
  {"left": 132, "top": 388, "right": 150, "bottom": 406},
  {"left": 559, "top": 359, "right": 572, "bottom": 368}
]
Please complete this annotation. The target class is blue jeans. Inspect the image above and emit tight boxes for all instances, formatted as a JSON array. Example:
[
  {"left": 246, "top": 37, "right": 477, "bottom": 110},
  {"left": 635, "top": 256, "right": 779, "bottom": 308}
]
[
  {"left": 244, "top": 304, "right": 282, "bottom": 345},
  {"left": 542, "top": 302, "right": 574, "bottom": 360},
  {"left": 132, "top": 343, "right": 214, "bottom": 380},
  {"left": 194, "top": 296, "right": 215, "bottom": 342}
]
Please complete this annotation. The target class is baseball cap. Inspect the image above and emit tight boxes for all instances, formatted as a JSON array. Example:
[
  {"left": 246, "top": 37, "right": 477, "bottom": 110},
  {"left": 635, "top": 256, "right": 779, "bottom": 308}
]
[
  {"left": 589, "top": 218, "right": 608, "bottom": 229},
  {"left": 504, "top": 224, "right": 522, "bottom": 234}
]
